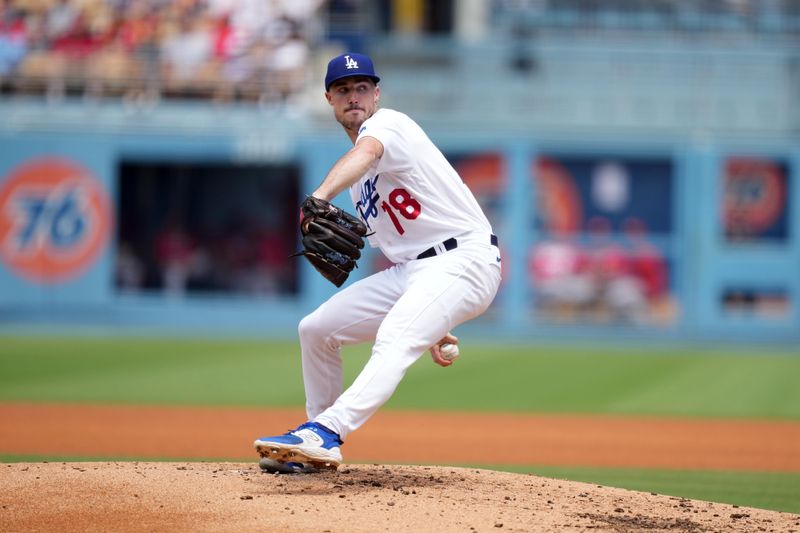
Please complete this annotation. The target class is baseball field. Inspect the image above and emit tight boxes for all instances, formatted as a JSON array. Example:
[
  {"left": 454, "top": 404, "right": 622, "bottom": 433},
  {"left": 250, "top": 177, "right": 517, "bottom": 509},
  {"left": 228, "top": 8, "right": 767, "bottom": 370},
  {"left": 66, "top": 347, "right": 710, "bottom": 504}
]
[{"left": 1, "top": 335, "right": 799, "bottom": 531}]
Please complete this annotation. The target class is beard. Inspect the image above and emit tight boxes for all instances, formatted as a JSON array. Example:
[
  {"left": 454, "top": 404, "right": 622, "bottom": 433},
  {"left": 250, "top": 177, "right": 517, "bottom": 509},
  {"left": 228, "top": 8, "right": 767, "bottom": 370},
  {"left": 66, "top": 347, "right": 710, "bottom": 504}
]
[{"left": 338, "top": 106, "right": 373, "bottom": 134}]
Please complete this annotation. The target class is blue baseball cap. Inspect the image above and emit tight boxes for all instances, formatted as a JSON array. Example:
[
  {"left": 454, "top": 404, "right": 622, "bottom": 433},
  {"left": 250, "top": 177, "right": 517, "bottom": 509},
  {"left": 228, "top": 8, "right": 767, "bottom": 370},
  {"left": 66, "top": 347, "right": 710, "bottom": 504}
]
[{"left": 324, "top": 53, "right": 380, "bottom": 91}]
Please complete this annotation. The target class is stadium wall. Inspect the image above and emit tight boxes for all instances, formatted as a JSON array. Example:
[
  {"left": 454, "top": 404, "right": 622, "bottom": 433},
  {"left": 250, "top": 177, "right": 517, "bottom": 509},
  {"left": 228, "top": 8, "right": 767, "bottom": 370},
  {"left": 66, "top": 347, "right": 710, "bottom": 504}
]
[{"left": 0, "top": 100, "right": 797, "bottom": 343}]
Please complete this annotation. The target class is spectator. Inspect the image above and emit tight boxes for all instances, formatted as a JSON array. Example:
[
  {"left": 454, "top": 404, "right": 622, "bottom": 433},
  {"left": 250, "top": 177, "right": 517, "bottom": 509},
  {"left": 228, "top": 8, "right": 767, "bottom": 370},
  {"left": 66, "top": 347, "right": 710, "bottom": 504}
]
[
  {"left": 160, "top": 14, "right": 215, "bottom": 96},
  {"left": 44, "top": 0, "right": 78, "bottom": 45},
  {"left": 0, "top": 4, "right": 27, "bottom": 78},
  {"left": 85, "top": 31, "right": 140, "bottom": 98},
  {"left": 583, "top": 215, "right": 647, "bottom": 323},
  {"left": 118, "top": 2, "right": 162, "bottom": 102},
  {"left": 116, "top": 242, "right": 145, "bottom": 291},
  {"left": 530, "top": 230, "right": 595, "bottom": 320},
  {"left": 51, "top": 10, "right": 105, "bottom": 58},
  {"left": 1, "top": 0, "right": 321, "bottom": 102},
  {"left": 250, "top": 227, "right": 293, "bottom": 295},
  {"left": 263, "top": 16, "right": 309, "bottom": 103},
  {"left": 622, "top": 217, "right": 668, "bottom": 307},
  {"left": 154, "top": 219, "right": 194, "bottom": 297}
]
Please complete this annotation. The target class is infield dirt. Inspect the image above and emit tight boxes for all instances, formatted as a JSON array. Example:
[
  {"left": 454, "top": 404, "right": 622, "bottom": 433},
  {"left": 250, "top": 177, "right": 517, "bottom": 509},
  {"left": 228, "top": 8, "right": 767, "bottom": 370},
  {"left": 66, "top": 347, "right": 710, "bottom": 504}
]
[
  {"left": 1, "top": 403, "right": 800, "bottom": 532},
  {"left": 2, "top": 462, "right": 799, "bottom": 532}
]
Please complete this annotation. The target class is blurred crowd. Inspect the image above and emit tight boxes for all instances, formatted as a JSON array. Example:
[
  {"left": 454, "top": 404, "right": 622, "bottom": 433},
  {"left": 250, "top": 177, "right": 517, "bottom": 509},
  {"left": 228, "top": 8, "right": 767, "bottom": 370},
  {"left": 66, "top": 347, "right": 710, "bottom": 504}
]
[
  {"left": 0, "top": 0, "right": 325, "bottom": 103},
  {"left": 530, "top": 216, "right": 673, "bottom": 325},
  {"left": 117, "top": 217, "right": 297, "bottom": 297},
  {"left": 3, "top": 0, "right": 796, "bottom": 104}
]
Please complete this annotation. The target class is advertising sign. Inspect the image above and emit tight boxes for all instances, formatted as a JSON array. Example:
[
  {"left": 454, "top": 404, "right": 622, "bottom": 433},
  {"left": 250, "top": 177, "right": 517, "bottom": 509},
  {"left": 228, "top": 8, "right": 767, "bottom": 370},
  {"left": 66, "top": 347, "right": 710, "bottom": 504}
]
[{"left": 0, "top": 158, "right": 112, "bottom": 284}]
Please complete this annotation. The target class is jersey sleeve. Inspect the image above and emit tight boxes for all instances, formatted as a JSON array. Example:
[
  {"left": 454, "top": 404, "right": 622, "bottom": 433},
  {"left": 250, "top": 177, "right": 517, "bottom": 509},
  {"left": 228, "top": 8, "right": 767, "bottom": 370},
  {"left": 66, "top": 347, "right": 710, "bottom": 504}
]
[{"left": 356, "top": 110, "right": 413, "bottom": 174}]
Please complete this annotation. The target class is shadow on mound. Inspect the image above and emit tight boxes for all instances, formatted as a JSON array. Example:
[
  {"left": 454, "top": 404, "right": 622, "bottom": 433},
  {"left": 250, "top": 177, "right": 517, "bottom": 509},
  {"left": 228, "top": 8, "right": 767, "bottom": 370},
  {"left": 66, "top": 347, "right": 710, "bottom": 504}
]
[{"left": 256, "top": 463, "right": 461, "bottom": 496}]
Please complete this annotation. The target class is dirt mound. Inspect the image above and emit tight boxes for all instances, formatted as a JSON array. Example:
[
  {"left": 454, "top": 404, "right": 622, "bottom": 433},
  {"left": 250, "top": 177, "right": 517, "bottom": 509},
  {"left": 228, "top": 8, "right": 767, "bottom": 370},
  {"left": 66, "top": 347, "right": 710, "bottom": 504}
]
[{"left": 1, "top": 462, "right": 797, "bottom": 532}]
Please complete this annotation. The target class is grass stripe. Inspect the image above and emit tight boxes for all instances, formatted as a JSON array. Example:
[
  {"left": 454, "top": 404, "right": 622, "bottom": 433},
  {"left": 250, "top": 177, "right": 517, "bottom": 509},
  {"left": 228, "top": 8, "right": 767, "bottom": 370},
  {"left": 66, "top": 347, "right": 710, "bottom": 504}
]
[
  {"left": 483, "top": 465, "right": 800, "bottom": 515},
  {"left": 2, "top": 337, "right": 800, "bottom": 419}
]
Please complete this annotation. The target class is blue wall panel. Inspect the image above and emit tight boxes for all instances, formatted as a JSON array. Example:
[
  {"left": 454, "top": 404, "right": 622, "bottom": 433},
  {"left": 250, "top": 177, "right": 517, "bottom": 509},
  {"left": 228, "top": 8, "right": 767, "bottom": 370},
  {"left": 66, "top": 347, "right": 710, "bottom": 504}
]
[{"left": 0, "top": 122, "right": 798, "bottom": 343}]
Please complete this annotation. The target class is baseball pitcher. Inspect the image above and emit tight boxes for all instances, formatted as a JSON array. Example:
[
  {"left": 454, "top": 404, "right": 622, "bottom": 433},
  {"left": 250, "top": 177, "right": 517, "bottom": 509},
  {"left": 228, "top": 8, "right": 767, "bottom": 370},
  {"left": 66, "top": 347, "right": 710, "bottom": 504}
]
[{"left": 255, "top": 53, "right": 502, "bottom": 473}]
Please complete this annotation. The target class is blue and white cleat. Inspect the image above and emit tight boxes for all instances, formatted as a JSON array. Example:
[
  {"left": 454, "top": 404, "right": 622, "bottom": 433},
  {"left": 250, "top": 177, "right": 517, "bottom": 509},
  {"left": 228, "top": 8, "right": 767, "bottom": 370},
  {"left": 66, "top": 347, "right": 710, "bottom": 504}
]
[
  {"left": 254, "top": 422, "right": 343, "bottom": 471},
  {"left": 258, "top": 457, "right": 318, "bottom": 474}
]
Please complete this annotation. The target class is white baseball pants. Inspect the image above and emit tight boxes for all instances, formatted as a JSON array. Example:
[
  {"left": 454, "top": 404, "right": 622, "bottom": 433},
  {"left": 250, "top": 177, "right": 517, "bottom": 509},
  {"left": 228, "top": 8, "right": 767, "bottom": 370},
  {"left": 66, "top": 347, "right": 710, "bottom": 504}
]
[{"left": 299, "top": 235, "right": 501, "bottom": 440}]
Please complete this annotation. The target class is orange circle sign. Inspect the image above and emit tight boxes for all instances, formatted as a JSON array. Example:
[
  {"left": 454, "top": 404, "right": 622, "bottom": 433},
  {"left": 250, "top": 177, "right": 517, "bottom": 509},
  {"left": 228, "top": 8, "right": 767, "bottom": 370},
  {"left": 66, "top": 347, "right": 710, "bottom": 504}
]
[{"left": 0, "top": 158, "right": 112, "bottom": 284}]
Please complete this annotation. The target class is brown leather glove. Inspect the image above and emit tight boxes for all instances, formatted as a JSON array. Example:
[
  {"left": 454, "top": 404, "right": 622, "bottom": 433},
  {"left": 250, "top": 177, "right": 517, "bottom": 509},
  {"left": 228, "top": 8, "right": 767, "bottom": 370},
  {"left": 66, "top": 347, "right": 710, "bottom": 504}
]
[{"left": 295, "top": 196, "right": 368, "bottom": 287}]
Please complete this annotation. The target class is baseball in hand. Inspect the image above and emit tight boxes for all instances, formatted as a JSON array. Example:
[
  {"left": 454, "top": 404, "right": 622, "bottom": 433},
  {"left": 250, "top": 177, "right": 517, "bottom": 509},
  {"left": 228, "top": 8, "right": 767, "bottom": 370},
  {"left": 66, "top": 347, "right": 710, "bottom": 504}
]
[{"left": 440, "top": 343, "right": 459, "bottom": 361}]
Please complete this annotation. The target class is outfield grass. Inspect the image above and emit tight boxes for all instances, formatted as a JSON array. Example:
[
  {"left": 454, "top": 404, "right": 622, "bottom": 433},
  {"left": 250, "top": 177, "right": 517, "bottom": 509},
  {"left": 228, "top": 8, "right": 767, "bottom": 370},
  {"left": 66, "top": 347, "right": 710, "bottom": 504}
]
[
  {"left": 2, "top": 336, "right": 799, "bottom": 514},
  {"left": 491, "top": 465, "right": 800, "bottom": 516},
  {"left": 1, "top": 336, "right": 799, "bottom": 419}
]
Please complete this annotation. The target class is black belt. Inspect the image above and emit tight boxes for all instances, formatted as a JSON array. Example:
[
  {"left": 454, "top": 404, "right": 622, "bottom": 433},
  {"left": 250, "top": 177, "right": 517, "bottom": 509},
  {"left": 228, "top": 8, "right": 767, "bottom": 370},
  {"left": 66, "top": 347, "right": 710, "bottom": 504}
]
[{"left": 416, "top": 234, "right": 498, "bottom": 260}]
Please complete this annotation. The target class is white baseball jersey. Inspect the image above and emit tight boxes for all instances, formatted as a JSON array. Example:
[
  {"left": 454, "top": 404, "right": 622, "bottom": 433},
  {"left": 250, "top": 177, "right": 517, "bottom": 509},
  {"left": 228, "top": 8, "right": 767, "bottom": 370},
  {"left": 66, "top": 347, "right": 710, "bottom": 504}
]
[
  {"left": 298, "top": 108, "right": 501, "bottom": 444},
  {"left": 349, "top": 108, "right": 493, "bottom": 264}
]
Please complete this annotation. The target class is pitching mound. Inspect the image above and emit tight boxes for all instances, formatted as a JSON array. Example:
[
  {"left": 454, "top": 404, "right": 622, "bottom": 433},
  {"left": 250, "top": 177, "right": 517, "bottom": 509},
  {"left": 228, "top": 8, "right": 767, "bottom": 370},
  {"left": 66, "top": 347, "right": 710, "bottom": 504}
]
[{"left": 2, "top": 462, "right": 797, "bottom": 532}]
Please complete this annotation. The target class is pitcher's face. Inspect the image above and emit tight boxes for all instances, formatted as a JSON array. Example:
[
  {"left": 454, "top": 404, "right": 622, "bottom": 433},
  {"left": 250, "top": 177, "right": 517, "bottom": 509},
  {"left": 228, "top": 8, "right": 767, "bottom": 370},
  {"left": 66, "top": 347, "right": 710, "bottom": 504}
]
[{"left": 326, "top": 77, "right": 380, "bottom": 134}]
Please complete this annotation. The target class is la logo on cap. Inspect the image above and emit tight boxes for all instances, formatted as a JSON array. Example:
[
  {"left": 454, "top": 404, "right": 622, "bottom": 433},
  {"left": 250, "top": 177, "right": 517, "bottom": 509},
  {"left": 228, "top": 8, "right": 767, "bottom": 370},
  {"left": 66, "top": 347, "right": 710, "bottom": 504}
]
[{"left": 344, "top": 55, "right": 358, "bottom": 69}]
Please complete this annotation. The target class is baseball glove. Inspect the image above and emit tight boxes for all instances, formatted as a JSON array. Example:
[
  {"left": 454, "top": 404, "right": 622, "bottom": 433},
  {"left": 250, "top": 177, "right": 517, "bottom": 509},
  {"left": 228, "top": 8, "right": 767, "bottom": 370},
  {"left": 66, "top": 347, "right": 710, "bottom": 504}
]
[{"left": 295, "top": 196, "right": 368, "bottom": 287}]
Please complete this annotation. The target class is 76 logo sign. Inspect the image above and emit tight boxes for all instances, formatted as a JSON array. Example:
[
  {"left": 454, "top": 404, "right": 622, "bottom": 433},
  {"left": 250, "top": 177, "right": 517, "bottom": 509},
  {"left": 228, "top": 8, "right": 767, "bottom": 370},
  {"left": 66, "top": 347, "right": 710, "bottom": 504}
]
[
  {"left": 8, "top": 185, "right": 88, "bottom": 252},
  {"left": 0, "top": 158, "right": 111, "bottom": 284}
]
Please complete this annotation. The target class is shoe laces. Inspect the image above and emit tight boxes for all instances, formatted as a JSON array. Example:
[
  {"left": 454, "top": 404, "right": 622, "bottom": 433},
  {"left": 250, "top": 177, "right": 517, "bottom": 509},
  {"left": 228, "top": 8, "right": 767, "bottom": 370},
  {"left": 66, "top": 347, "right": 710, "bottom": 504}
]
[{"left": 294, "top": 421, "right": 343, "bottom": 444}]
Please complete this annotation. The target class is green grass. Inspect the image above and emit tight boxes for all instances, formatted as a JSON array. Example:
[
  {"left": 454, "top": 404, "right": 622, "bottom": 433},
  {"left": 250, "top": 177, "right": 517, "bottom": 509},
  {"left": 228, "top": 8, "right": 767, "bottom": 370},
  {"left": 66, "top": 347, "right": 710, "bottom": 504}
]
[
  {"left": 488, "top": 465, "right": 800, "bottom": 515},
  {"left": 0, "top": 454, "right": 235, "bottom": 463},
  {"left": 2, "top": 336, "right": 799, "bottom": 419},
  {"left": 0, "top": 337, "right": 306, "bottom": 407},
  {"left": 3, "top": 335, "right": 799, "bottom": 514},
  {"left": 395, "top": 343, "right": 800, "bottom": 419}
]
